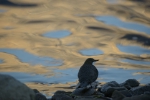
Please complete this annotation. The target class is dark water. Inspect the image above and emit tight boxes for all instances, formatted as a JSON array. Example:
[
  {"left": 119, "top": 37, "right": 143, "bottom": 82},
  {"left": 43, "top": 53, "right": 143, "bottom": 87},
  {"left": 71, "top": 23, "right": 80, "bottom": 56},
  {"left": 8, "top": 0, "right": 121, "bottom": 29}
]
[
  {"left": 0, "top": 48, "right": 63, "bottom": 66},
  {"left": 79, "top": 48, "right": 103, "bottom": 56},
  {"left": 96, "top": 16, "right": 150, "bottom": 34},
  {"left": 0, "top": 67, "right": 149, "bottom": 84},
  {"left": 43, "top": 30, "right": 71, "bottom": 38},
  {"left": 117, "top": 44, "right": 150, "bottom": 55}
]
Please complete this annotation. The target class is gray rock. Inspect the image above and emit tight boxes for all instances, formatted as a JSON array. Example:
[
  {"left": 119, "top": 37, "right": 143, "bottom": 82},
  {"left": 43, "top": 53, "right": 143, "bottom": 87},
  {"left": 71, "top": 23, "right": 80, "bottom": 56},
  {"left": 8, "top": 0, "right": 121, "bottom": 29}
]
[
  {"left": 130, "top": 85, "right": 150, "bottom": 95},
  {"left": 0, "top": 74, "right": 35, "bottom": 100},
  {"left": 123, "top": 93, "right": 150, "bottom": 100},
  {"left": 105, "top": 87, "right": 127, "bottom": 97},
  {"left": 112, "top": 90, "right": 150, "bottom": 100},
  {"left": 72, "top": 87, "right": 96, "bottom": 96},
  {"left": 73, "top": 81, "right": 99, "bottom": 96},
  {"left": 119, "top": 90, "right": 132, "bottom": 97},
  {"left": 35, "top": 93, "right": 47, "bottom": 100},
  {"left": 101, "top": 81, "right": 120, "bottom": 93},
  {"left": 75, "top": 96, "right": 112, "bottom": 100},
  {"left": 120, "top": 79, "right": 139, "bottom": 89},
  {"left": 99, "top": 81, "right": 122, "bottom": 97},
  {"left": 112, "top": 90, "right": 125, "bottom": 100},
  {"left": 51, "top": 91, "right": 73, "bottom": 100}
]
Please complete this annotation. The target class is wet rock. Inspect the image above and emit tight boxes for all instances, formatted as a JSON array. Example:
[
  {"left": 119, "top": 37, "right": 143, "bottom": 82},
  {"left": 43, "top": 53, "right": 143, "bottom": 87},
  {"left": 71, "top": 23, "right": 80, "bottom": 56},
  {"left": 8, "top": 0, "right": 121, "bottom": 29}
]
[
  {"left": 112, "top": 90, "right": 125, "bottom": 100},
  {"left": 0, "top": 74, "right": 35, "bottom": 100},
  {"left": 112, "top": 89, "right": 150, "bottom": 100},
  {"left": 33, "top": 89, "right": 47, "bottom": 100},
  {"left": 120, "top": 79, "right": 139, "bottom": 89},
  {"left": 35, "top": 93, "right": 47, "bottom": 100},
  {"left": 72, "top": 87, "right": 96, "bottom": 96},
  {"left": 119, "top": 90, "right": 132, "bottom": 97},
  {"left": 130, "top": 84, "right": 150, "bottom": 95},
  {"left": 99, "top": 81, "right": 122, "bottom": 97},
  {"left": 72, "top": 81, "right": 99, "bottom": 96},
  {"left": 123, "top": 94, "right": 150, "bottom": 100},
  {"left": 104, "top": 87, "right": 127, "bottom": 97},
  {"left": 51, "top": 90, "right": 73, "bottom": 100},
  {"left": 100, "top": 81, "right": 120, "bottom": 92},
  {"left": 75, "top": 96, "right": 108, "bottom": 100}
]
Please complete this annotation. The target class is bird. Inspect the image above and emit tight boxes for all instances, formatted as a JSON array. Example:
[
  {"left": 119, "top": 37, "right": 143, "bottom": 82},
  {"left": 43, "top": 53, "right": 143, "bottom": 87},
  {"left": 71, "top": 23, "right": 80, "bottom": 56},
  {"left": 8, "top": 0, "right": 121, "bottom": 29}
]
[{"left": 78, "top": 58, "right": 99, "bottom": 88}]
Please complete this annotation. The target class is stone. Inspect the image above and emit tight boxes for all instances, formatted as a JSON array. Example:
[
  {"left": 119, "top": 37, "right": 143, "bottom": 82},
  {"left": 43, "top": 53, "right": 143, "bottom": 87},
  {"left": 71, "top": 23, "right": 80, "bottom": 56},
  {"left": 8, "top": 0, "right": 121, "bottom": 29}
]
[
  {"left": 130, "top": 84, "right": 150, "bottom": 95},
  {"left": 73, "top": 81, "right": 99, "bottom": 96},
  {"left": 120, "top": 79, "right": 139, "bottom": 89},
  {"left": 105, "top": 87, "right": 127, "bottom": 97},
  {"left": 112, "top": 90, "right": 150, "bottom": 100},
  {"left": 51, "top": 90, "right": 73, "bottom": 100},
  {"left": 112, "top": 90, "right": 125, "bottom": 100},
  {"left": 101, "top": 81, "right": 120, "bottom": 93},
  {"left": 72, "top": 87, "right": 96, "bottom": 96},
  {"left": 35, "top": 93, "right": 47, "bottom": 100},
  {"left": 99, "top": 81, "right": 121, "bottom": 97},
  {"left": 119, "top": 90, "right": 132, "bottom": 97},
  {"left": 0, "top": 74, "right": 35, "bottom": 100},
  {"left": 123, "top": 93, "right": 150, "bottom": 100}
]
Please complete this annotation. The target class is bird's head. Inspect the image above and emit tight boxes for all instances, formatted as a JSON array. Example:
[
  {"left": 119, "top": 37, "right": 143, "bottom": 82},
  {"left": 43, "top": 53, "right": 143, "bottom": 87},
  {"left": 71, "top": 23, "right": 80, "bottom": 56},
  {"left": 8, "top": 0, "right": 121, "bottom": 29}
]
[{"left": 84, "top": 58, "right": 99, "bottom": 64}]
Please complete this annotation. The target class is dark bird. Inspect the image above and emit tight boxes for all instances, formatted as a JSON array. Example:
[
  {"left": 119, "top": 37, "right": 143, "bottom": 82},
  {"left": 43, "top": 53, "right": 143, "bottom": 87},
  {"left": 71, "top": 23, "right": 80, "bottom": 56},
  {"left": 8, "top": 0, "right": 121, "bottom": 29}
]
[{"left": 78, "top": 58, "right": 99, "bottom": 88}]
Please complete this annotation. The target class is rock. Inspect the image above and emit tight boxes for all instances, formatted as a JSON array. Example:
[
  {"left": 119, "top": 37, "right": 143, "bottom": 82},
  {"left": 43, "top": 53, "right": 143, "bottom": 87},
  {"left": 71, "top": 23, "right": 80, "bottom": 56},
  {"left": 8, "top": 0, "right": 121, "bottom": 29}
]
[
  {"left": 112, "top": 90, "right": 150, "bottom": 100},
  {"left": 51, "top": 91, "right": 73, "bottom": 100},
  {"left": 100, "top": 81, "right": 120, "bottom": 93},
  {"left": 99, "top": 81, "right": 122, "bottom": 97},
  {"left": 76, "top": 81, "right": 99, "bottom": 89},
  {"left": 119, "top": 90, "right": 132, "bottom": 97},
  {"left": 120, "top": 79, "right": 139, "bottom": 89},
  {"left": 72, "top": 87, "right": 96, "bottom": 96},
  {"left": 130, "top": 84, "right": 150, "bottom": 95},
  {"left": 35, "top": 93, "right": 47, "bottom": 100},
  {"left": 72, "top": 81, "right": 99, "bottom": 96},
  {"left": 112, "top": 90, "right": 125, "bottom": 100},
  {"left": 104, "top": 87, "right": 127, "bottom": 97},
  {"left": 33, "top": 89, "right": 40, "bottom": 93},
  {"left": 123, "top": 93, "right": 150, "bottom": 100},
  {"left": 0, "top": 74, "right": 35, "bottom": 100},
  {"left": 75, "top": 96, "right": 108, "bottom": 100},
  {"left": 74, "top": 95, "right": 112, "bottom": 100}
]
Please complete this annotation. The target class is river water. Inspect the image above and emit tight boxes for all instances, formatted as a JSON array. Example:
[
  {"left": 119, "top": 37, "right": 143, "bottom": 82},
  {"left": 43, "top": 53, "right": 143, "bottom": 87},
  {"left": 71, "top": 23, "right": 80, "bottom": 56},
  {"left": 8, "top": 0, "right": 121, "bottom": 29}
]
[{"left": 0, "top": 0, "right": 150, "bottom": 97}]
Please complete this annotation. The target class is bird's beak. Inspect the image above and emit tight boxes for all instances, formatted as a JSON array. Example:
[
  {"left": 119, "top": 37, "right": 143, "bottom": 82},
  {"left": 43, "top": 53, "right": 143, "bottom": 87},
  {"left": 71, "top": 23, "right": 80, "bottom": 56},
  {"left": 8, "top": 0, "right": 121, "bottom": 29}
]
[{"left": 94, "top": 59, "right": 99, "bottom": 62}]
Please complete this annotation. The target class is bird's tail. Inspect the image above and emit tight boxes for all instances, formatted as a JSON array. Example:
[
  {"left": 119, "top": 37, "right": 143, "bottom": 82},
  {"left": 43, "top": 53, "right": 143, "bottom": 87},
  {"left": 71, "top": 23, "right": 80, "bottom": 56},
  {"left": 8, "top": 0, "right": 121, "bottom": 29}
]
[{"left": 79, "top": 82, "right": 89, "bottom": 88}]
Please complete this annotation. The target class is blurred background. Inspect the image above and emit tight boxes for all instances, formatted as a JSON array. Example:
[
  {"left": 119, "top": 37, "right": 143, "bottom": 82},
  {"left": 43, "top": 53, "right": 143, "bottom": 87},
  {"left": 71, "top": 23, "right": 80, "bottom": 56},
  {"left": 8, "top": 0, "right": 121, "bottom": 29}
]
[{"left": 0, "top": 0, "right": 150, "bottom": 97}]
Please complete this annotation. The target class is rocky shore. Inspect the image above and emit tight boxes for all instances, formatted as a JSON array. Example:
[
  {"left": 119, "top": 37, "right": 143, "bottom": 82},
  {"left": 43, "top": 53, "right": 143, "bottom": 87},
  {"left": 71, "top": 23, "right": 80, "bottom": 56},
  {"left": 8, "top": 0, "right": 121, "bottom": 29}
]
[{"left": 1, "top": 74, "right": 150, "bottom": 100}]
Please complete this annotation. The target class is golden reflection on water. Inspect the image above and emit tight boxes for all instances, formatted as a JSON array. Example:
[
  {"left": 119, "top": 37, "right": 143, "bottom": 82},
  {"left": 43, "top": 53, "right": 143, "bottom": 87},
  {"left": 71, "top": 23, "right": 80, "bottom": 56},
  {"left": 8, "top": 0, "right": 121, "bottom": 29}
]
[{"left": 0, "top": 0, "right": 150, "bottom": 97}]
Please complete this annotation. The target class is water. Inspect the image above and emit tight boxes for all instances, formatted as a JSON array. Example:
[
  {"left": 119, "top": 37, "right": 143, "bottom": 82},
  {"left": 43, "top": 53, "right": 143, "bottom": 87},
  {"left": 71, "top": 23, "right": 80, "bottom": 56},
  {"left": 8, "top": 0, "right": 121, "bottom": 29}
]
[
  {"left": 0, "top": 59, "right": 3, "bottom": 63},
  {"left": 121, "top": 59, "right": 150, "bottom": 65},
  {"left": 0, "top": 67, "right": 149, "bottom": 84},
  {"left": 0, "top": 9, "right": 6, "bottom": 13},
  {"left": 0, "top": 48, "right": 63, "bottom": 66},
  {"left": 79, "top": 48, "right": 103, "bottom": 56},
  {"left": 0, "top": 68, "right": 78, "bottom": 84},
  {"left": 43, "top": 30, "right": 71, "bottom": 38},
  {"left": 3, "top": 26, "right": 14, "bottom": 30},
  {"left": 98, "top": 67, "right": 150, "bottom": 84},
  {"left": 117, "top": 44, "right": 150, "bottom": 55},
  {"left": 107, "top": 0, "right": 119, "bottom": 4},
  {"left": 95, "top": 16, "right": 150, "bottom": 34}
]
